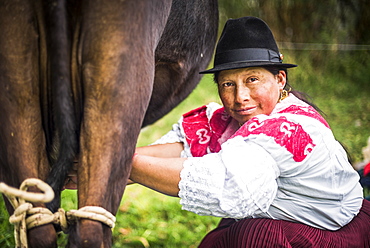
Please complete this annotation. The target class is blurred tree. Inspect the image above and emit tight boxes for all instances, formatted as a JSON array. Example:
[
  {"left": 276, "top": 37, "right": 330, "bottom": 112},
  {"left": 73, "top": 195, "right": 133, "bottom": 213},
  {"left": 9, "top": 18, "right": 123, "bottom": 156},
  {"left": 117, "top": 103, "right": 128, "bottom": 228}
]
[
  {"left": 352, "top": 0, "right": 370, "bottom": 44},
  {"left": 217, "top": 0, "right": 370, "bottom": 81},
  {"left": 218, "top": 0, "right": 370, "bottom": 45}
]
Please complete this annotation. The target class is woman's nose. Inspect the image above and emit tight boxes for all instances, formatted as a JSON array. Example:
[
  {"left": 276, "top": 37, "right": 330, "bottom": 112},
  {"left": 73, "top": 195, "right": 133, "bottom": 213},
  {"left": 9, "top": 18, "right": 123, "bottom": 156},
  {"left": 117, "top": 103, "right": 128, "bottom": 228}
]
[{"left": 235, "top": 86, "right": 250, "bottom": 103}]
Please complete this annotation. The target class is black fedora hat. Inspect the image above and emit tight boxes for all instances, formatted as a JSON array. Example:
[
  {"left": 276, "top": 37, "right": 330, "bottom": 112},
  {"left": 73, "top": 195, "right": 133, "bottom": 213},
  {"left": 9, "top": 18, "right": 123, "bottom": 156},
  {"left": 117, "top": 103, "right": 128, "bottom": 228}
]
[{"left": 200, "top": 16, "right": 297, "bottom": 74}]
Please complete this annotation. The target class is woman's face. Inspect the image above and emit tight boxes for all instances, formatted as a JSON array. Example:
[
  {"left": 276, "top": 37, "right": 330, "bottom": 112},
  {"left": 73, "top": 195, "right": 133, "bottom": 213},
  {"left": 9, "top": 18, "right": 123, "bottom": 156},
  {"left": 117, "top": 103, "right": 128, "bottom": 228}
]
[{"left": 217, "top": 67, "right": 286, "bottom": 125}]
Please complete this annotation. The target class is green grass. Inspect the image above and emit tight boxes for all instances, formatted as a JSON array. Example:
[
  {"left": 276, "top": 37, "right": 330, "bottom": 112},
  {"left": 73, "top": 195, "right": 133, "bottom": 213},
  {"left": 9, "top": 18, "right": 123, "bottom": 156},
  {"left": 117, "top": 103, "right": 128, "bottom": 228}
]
[
  {"left": 113, "top": 186, "right": 219, "bottom": 248},
  {"left": 1, "top": 51, "right": 370, "bottom": 247},
  {"left": 0, "top": 200, "right": 14, "bottom": 248},
  {"left": 55, "top": 187, "right": 220, "bottom": 248}
]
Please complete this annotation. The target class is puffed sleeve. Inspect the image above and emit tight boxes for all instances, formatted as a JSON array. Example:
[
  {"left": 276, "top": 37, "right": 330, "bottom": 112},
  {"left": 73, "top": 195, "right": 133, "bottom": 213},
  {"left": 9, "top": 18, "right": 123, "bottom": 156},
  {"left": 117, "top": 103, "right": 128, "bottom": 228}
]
[
  {"left": 151, "top": 121, "right": 185, "bottom": 145},
  {"left": 150, "top": 120, "right": 194, "bottom": 158},
  {"left": 178, "top": 136, "right": 280, "bottom": 218}
]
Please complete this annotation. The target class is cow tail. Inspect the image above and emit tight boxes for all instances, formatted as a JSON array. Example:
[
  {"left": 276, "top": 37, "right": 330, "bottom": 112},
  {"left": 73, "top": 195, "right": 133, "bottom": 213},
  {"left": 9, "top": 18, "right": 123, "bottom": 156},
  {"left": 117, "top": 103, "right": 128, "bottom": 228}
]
[{"left": 43, "top": 0, "right": 78, "bottom": 213}]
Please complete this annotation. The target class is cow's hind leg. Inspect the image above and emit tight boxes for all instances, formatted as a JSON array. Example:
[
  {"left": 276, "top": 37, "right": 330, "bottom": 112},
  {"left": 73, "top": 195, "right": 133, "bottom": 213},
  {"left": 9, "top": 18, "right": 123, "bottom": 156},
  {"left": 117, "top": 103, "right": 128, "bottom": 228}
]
[
  {"left": 67, "top": 0, "right": 172, "bottom": 247},
  {"left": 0, "top": 1, "right": 56, "bottom": 247}
]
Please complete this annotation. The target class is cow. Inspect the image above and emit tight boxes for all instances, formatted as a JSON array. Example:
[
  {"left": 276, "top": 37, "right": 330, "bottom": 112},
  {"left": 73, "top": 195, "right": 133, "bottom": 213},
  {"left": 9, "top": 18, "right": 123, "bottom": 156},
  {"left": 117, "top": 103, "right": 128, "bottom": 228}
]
[{"left": 0, "top": 0, "right": 218, "bottom": 247}]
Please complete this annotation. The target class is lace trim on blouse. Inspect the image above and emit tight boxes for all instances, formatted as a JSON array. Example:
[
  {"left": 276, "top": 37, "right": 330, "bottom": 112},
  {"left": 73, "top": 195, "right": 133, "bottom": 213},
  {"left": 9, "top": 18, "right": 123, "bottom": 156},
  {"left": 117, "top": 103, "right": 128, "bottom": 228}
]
[{"left": 179, "top": 136, "right": 279, "bottom": 219}]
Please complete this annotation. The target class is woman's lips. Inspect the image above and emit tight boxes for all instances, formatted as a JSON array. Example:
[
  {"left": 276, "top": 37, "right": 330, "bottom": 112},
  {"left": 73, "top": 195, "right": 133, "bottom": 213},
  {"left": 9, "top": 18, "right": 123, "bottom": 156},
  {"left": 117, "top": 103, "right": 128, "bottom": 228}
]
[{"left": 234, "top": 106, "right": 257, "bottom": 115}]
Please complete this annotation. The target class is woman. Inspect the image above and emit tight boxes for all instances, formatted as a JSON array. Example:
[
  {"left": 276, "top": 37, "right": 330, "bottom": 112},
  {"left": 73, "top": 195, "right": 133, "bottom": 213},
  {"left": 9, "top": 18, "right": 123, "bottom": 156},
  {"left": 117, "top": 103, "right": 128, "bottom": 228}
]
[{"left": 130, "top": 17, "right": 370, "bottom": 247}]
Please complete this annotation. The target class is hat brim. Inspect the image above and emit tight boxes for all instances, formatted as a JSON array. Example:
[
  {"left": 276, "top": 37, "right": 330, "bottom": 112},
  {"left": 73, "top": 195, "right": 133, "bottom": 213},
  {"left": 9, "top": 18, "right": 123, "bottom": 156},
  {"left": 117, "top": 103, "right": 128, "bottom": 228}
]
[{"left": 199, "top": 61, "right": 297, "bottom": 74}]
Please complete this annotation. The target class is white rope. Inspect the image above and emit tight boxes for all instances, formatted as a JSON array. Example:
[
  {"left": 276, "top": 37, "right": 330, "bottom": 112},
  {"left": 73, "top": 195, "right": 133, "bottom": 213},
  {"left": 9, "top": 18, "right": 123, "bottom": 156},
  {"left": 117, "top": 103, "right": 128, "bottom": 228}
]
[
  {"left": 67, "top": 206, "right": 116, "bottom": 229},
  {"left": 0, "top": 179, "right": 116, "bottom": 247},
  {"left": 26, "top": 207, "right": 69, "bottom": 233},
  {"left": 0, "top": 178, "right": 54, "bottom": 248},
  {"left": 0, "top": 178, "right": 54, "bottom": 209}
]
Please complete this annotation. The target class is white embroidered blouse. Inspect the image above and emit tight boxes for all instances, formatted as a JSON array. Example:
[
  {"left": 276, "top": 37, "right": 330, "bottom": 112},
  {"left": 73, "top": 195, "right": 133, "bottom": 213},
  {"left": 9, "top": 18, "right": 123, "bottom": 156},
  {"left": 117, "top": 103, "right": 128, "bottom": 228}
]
[{"left": 153, "top": 94, "right": 363, "bottom": 231}]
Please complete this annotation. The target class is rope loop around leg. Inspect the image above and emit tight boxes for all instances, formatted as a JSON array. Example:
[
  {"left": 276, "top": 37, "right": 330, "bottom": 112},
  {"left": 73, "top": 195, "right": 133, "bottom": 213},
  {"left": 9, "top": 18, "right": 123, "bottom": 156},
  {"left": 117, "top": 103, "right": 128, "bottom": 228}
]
[
  {"left": 1, "top": 178, "right": 117, "bottom": 247},
  {"left": 67, "top": 206, "right": 116, "bottom": 229},
  {"left": 0, "top": 178, "right": 55, "bottom": 248}
]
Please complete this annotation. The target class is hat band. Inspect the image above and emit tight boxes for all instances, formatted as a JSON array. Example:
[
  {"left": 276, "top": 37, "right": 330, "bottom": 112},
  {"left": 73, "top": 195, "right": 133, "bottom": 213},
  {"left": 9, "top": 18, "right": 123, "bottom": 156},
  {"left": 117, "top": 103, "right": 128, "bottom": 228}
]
[{"left": 214, "top": 48, "right": 282, "bottom": 65}]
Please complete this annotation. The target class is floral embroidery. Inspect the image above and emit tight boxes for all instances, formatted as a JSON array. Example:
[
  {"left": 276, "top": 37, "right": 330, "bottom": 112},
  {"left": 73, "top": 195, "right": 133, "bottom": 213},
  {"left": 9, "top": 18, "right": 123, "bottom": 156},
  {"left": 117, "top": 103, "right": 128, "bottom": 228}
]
[
  {"left": 277, "top": 105, "right": 330, "bottom": 129},
  {"left": 234, "top": 116, "right": 316, "bottom": 162},
  {"left": 182, "top": 106, "right": 231, "bottom": 157},
  {"left": 181, "top": 102, "right": 319, "bottom": 161}
]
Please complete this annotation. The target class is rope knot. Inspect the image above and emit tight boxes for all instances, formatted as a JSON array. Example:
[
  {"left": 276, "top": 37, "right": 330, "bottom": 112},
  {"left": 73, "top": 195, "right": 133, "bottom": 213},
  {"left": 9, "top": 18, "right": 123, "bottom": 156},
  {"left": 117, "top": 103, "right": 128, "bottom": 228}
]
[{"left": 0, "top": 178, "right": 116, "bottom": 247}]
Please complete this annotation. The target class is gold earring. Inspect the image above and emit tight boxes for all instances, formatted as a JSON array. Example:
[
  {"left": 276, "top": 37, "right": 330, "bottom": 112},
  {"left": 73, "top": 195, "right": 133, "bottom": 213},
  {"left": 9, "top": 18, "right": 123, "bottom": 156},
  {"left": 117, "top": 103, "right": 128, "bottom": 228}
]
[{"left": 279, "top": 88, "right": 290, "bottom": 102}]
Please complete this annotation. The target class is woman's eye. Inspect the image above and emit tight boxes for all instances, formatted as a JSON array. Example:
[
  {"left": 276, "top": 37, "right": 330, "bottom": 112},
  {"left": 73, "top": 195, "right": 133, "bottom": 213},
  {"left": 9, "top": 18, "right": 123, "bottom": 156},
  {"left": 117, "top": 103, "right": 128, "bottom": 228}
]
[
  {"left": 222, "top": 82, "right": 233, "bottom": 87},
  {"left": 248, "top": 77, "right": 258, "bottom": 83}
]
